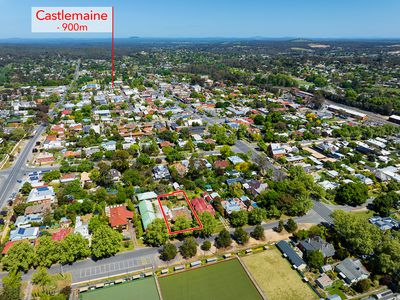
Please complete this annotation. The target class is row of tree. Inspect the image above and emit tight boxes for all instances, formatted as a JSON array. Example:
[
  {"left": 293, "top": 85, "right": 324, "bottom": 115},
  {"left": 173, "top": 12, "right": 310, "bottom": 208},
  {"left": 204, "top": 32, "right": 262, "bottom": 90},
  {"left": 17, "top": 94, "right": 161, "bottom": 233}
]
[{"left": 2, "top": 224, "right": 122, "bottom": 272}]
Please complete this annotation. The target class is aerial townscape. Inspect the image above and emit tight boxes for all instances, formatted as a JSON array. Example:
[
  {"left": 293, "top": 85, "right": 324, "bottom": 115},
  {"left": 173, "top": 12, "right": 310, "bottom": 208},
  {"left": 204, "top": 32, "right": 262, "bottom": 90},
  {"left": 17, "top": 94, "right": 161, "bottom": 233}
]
[{"left": 0, "top": 2, "right": 400, "bottom": 300}]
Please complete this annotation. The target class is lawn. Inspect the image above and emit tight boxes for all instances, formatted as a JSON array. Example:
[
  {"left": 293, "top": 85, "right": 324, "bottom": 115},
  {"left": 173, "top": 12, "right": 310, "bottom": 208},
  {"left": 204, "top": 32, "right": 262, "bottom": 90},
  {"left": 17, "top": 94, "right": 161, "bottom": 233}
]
[
  {"left": 242, "top": 248, "right": 319, "bottom": 300},
  {"left": 80, "top": 277, "right": 160, "bottom": 300},
  {"left": 349, "top": 210, "right": 374, "bottom": 221},
  {"left": 326, "top": 280, "right": 347, "bottom": 299},
  {"left": 159, "top": 259, "right": 263, "bottom": 300}
]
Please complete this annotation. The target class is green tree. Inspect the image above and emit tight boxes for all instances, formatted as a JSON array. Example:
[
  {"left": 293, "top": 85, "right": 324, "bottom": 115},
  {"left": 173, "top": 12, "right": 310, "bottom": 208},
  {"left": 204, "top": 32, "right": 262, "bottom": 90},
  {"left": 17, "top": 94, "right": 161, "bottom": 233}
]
[
  {"left": 172, "top": 216, "right": 192, "bottom": 237},
  {"left": 248, "top": 208, "right": 266, "bottom": 225},
  {"left": 2, "top": 241, "right": 35, "bottom": 272},
  {"left": 233, "top": 227, "right": 249, "bottom": 245},
  {"left": 32, "top": 267, "right": 52, "bottom": 287},
  {"left": 10, "top": 128, "right": 25, "bottom": 141},
  {"left": 144, "top": 219, "right": 169, "bottom": 247},
  {"left": 42, "top": 170, "right": 61, "bottom": 182},
  {"left": 58, "top": 233, "right": 90, "bottom": 264},
  {"left": 88, "top": 215, "right": 108, "bottom": 233},
  {"left": 276, "top": 220, "right": 284, "bottom": 233},
  {"left": 220, "top": 145, "right": 233, "bottom": 159},
  {"left": 352, "top": 279, "right": 371, "bottom": 293},
  {"left": 21, "top": 182, "right": 33, "bottom": 195},
  {"left": 91, "top": 225, "right": 123, "bottom": 259},
  {"left": 215, "top": 229, "right": 232, "bottom": 249},
  {"left": 1, "top": 270, "right": 21, "bottom": 300},
  {"left": 372, "top": 192, "right": 399, "bottom": 217},
  {"left": 136, "top": 153, "right": 152, "bottom": 166},
  {"left": 335, "top": 182, "right": 368, "bottom": 206},
  {"left": 332, "top": 210, "right": 381, "bottom": 255},
  {"left": 198, "top": 212, "right": 217, "bottom": 238},
  {"left": 160, "top": 243, "right": 177, "bottom": 261},
  {"left": 201, "top": 240, "right": 212, "bottom": 251},
  {"left": 179, "top": 237, "right": 198, "bottom": 259},
  {"left": 35, "top": 236, "right": 59, "bottom": 267},
  {"left": 374, "top": 237, "right": 400, "bottom": 275},
  {"left": 306, "top": 250, "right": 324, "bottom": 270},
  {"left": 13, "top": 203, "right": 30, "bottom": 216},
  {"left": 285, "top": 218, "right": 298, "bottom": 233},
  {"left": 229, "top": 210, "right": 248, "bottom": 227},
  {"left": 122, "top": 169, "right": 141, "bottom": 186},
  {"left": 251, "top": 225, "right": 265, "bottom": 240}
]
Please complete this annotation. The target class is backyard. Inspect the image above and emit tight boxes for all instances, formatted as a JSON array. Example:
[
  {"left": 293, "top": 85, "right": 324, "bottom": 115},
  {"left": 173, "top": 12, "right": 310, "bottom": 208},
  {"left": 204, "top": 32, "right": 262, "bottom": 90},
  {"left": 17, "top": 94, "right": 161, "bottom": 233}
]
[
  {"left": 159, "top": 259, "right": 263, "bottom": 300},
  {"left": 242, "top": 248, "right": 319, "bottom": 300}
]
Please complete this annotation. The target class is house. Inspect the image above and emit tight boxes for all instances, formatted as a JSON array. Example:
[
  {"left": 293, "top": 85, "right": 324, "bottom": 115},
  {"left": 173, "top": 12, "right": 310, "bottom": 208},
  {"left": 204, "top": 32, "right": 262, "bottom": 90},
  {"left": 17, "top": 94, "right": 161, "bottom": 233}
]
[
  {"left": 101, "top": 140, "right": 117, "bottom": 151},
  {"left": 335, "top": 258, "right": 369, "bottom": 284},
  {"left": 170, "top": 207, "right": 193, "bottom": 222},
  {"left": 106, "top": 205, "right": 134, "bottom": 229},
  {"left": 316, "top": 273, "right": 333, "bottom": 289},
  {"left": 74, "top": 216, "right": 90, "bottom": 240},
  {"left": 228, "top": 156, "right": 245, "bottom": 165},
  {"left": 2, "top": 241, "right": 21, "bottom": 255},
  {"left": 213, "top": 160, "right": 229, "bottom": 169},
  {"left": 138, "top": 200, "right": 158, "bottom": 230},
  {"left": 59, "top": 217, "right": 71, "bottom": 228},
  {"left": 369, "top": 216, "right": 400, "bottom": 231},
  {"left": 276, "top": 240, "right": 307, "bottom": 271},
  {"left": 27, "top": 186, "right": 56, "bottom": 204},
  {"left": 136, "top": 191, "right": 158, "bottom": 202},
  {"left": 298, "top": 236, "right": 335, "bottom": 258},
  {"left": 191, "top": 197, "right": 215, "bottom": 216},
  {"left": 108, "top": 169, "right": 121, "bottom": 182},
  {"left": 9, "top": 227, "right": 39, "bottom": 241},
  {"left": 170, "top": 162, "right": 188, "bottom": 177},
  {"left": 221, "top": 198, "right": 247, "bottom": 214},
  {"left": 52, "top": 228, "right": 72, "bottom": 241},
  {"left": 15, "top": 214, "right": 43, "bottom": 227},
  {"left": 243, "top": 180, "right": 268, "bottom": 196},
  {"left": 153, "top": 165, "right": 171, "bottom": 180},
  {"left": 60, "top": 173, "right": 77, "bottom": 183},
  {"left": 269, "top": 143, "right": 286, "bottom": 159},
  {"left": 24, "top": 203, "right": 51, "bottom": 215},
  {"left": 80, "top": 171, "right": 91, "bottom": 187}
]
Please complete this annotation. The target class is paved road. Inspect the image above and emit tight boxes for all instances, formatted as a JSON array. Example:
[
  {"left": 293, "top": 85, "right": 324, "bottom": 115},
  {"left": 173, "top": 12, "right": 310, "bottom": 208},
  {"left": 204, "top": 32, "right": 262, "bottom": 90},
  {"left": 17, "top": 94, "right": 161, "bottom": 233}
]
[
  {"left": 312, "top": 201, "right": 334, "bottom": 224},
  {"left": 0, "top": 125, "right": 46, "bottom": 208},
  {"left": 234, "top": 139, "right": 286, "bottom": 181},
  {"left": 0, "top": 59, "right": 80, "bottom": 208}
]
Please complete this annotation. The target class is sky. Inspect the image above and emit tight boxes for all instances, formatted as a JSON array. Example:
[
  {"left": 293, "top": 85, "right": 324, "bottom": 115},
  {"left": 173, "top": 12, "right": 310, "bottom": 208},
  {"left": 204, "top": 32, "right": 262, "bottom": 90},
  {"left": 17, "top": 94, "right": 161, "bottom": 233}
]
[{"left": 0, "top": 0, "right": 399, "bottom": 39}]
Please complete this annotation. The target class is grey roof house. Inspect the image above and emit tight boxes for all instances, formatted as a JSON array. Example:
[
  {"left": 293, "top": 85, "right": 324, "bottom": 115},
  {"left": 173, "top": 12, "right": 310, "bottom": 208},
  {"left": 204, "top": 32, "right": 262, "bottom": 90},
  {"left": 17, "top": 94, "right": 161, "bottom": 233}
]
[
  {"left": 298, "top": 236, "right": 335, "bottom": 258},
  {"left": 335, "top": 258, "right": 369, "bottom": 284}
]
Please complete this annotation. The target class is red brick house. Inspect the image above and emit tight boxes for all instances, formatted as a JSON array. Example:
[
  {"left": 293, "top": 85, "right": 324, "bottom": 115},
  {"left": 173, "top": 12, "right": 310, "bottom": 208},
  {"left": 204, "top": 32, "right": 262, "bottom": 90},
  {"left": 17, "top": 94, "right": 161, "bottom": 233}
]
[
  {"left": 191, "top": 197, "right": 216, "bottom": 216},
  {"left": 107, "top": 205, "right": 134, "bottom": 229}
]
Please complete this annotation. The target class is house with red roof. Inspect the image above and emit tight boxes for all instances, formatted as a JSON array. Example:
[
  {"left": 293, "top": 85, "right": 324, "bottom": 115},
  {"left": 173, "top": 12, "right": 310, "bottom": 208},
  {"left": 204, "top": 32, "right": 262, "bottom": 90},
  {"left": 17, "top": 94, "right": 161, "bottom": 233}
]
[
  {"left": 52, "top": 228, "right": 72, "bottom": 241},
  {"left": 191, "top": 197, "right": 215, "bottom": 216},
  {"left": 106, "top": 205, "right": 134, "bottom": 229},
  {"left": 64, "top": 150, "right": 81, "bottom": 158},
  {"left": 61, "top": 109, "right": 72, "bottom": 116},
  {"left": 213, "top": 160, "right": 229, "bottom": 169},
  {"left": 2, "top": 241, "right": 20, "bottom": 255}
]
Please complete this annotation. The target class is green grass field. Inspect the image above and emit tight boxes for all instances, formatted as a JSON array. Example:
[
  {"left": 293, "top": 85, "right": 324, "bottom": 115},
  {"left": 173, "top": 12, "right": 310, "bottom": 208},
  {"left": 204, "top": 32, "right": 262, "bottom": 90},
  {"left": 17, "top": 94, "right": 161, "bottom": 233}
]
[
  {"left": 80, "top": 277, "right": 160, "bottom": 300},
  {"left": 159, "top": 259, "right": 263, "bottom": 300},
  {"left": 242, "top": 249, "right": 319, "bottom": 300}
]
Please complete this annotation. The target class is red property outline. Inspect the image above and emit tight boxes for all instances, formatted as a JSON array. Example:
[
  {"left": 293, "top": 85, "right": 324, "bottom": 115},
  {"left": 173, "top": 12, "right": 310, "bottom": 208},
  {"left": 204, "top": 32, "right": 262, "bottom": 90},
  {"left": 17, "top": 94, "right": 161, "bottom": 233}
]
[{"left": 157, "top": 190, "right": 203, "bottom": 235}]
